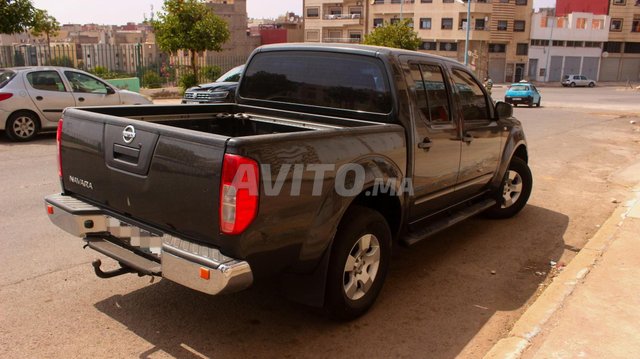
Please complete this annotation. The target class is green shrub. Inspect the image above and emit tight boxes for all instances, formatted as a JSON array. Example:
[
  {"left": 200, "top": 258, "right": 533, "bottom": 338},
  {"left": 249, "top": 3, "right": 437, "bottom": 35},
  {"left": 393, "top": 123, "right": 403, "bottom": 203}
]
[
  {"left": 201, "top": 65, "right": 221, "bottom": 82},
  {"left": 48, "top": 56, "right": 74, "bottom": 68},
  {"left": 142, "top": 70, "right": 163, "bottom": 88},
  {"left": 179, "top": 73, "right": 198, "bottom": 90}
]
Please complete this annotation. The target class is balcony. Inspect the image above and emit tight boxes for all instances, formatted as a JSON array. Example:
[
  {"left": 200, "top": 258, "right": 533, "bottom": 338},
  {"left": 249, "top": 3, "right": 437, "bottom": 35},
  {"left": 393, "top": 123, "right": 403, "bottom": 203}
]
[
  {"left": 322, "top": 37, "right": 363, "bottom": 43},
  {"left": 322, "top": 13, "right": 364, "bottom": 26}
]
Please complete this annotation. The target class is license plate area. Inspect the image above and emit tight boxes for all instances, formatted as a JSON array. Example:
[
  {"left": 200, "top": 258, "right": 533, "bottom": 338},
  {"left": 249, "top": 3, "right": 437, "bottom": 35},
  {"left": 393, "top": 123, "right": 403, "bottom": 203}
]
[{"left": 106, "top": 217, "right": 163, "bottom": 258}]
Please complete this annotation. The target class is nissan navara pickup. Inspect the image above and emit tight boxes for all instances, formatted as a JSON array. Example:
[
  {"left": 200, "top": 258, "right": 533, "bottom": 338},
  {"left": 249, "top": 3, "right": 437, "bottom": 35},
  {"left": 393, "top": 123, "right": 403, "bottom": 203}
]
[{"left": 46, "top": 44, "right": 532, "bottom": 320}]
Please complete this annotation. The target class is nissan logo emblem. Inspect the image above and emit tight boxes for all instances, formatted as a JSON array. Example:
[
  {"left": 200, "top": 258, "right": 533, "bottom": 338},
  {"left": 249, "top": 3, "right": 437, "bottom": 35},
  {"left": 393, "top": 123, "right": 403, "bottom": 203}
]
[{"left": 122, "top": 125, "right": 136, "bottom": 144}]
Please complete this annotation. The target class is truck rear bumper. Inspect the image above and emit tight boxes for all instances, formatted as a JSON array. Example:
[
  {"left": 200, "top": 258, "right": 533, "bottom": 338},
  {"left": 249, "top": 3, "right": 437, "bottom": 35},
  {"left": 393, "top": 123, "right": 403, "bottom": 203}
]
[{"left": 44, "top": 194, "right": 253, "bottom": 295}]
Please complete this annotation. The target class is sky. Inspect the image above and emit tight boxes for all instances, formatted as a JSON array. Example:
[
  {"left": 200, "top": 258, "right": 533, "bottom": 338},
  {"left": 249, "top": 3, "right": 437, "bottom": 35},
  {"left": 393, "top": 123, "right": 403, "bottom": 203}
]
[
  {"left": 31, "top": 0, "right": 304, "bottom": 25},
  {"left": 31, "top": 0, "right": 556, "bottom": 26}
]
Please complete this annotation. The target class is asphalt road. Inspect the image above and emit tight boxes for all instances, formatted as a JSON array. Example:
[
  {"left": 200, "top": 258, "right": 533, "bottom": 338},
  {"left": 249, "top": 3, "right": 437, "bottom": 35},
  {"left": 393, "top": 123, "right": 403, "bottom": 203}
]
[{"left": 1, "top": 87, "right": 639, "bottom": 358}]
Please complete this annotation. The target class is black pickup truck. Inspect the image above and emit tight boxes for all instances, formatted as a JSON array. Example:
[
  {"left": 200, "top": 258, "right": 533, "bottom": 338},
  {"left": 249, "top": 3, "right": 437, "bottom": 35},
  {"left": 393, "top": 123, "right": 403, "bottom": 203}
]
[{"left": 45, "top": 44, "right": 531, "bottom": 320}]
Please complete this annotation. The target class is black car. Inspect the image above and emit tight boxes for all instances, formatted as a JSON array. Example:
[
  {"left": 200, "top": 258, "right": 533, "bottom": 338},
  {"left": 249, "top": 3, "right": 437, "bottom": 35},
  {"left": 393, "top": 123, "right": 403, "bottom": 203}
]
[{"left": 181, "top": 65, "right": 244, "bottom": 104}]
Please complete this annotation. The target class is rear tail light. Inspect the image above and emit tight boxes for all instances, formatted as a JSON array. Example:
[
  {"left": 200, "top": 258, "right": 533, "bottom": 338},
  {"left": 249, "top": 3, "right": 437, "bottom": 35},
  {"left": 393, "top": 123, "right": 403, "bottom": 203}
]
[
  {"left": 220, "top": 153, "right": 259, "bottom": 235},
  {"left": 56, "top": 119, "right": 63, "bottom": 178},
  {"left": 0, "top": 93, "right": 13, "bottom": 101}
]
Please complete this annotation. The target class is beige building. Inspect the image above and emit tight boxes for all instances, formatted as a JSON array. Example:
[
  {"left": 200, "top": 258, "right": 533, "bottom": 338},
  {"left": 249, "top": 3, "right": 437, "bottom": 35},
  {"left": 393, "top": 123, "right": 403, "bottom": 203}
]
[
  {"left": 600, "top": 0, "right": 640, "bottom": 81},
  {"left": 304, "top": 0, "right": 532, "bottom": 82}
]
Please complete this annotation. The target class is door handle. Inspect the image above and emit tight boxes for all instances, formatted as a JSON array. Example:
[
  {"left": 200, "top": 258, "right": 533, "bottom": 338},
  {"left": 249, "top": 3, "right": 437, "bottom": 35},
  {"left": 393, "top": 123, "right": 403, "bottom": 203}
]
[
  {"left": 463, "top": 133, "right": 474, "bottom": 144},
  {"left": 78, "top": 97, "right": 85, "bottom": 102},
  {"left": 418, "top": 138, "right": 433, "bottom": 151},
  {"left": 36, "top": 96, "right": 43, "bottom": 101}
]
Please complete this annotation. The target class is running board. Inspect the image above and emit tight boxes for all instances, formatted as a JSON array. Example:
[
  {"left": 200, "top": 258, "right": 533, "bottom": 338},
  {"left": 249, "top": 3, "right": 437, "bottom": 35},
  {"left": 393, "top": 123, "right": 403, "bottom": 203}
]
[{"left": 401, "top": 198, "right": 497, "bottom": 247}]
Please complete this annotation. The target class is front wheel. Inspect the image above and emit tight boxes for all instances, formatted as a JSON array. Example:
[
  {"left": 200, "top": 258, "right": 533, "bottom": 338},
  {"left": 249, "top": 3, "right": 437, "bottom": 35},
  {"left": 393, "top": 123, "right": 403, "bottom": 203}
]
[
  {"left": 588, "top": 82, "right": 595, "bottom": 88},
  {"left": 325, "top": 206, "right": 391, "bottom": 320},
  {"left": 485, "top": 157, "right": 532, "bottom": 219}
]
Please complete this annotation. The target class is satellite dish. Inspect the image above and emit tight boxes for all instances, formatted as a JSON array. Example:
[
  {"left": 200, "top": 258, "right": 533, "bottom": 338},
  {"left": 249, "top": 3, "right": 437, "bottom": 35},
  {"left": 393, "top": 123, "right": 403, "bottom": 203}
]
[{"left": 602, "top": 51, "right": 609, "bottom": 58}]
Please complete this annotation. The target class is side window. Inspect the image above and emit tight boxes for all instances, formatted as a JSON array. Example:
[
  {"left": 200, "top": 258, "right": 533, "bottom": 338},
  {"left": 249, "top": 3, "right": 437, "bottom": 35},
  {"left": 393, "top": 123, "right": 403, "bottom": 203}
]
[
  {"left": 64, "top": 71, "right": 110, "bottom": 94},
  {"left": 451, "top": 69, "right": 490, "bottom": 122},
  {"left": 26, "top": 71, "right": 65, "bottom": 92},
  {"left": 408, "top": 64, "right": 429, "bottom": 122},
  {"left": 420, "top": 64, "right": 451, "bottom": 123}
]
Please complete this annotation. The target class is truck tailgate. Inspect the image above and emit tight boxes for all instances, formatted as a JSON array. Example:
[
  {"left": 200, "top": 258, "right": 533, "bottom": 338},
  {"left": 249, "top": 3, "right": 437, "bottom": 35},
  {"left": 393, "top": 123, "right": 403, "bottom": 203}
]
[{"left": 60, "top": 108, "right": 228, "bottom": 244}]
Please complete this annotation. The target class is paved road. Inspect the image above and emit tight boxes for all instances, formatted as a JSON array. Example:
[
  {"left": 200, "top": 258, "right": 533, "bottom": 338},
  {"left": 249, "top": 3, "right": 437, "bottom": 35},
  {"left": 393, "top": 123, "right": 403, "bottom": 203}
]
[{"left": 1, "top": 89, "right": 639, "bottom": 358}]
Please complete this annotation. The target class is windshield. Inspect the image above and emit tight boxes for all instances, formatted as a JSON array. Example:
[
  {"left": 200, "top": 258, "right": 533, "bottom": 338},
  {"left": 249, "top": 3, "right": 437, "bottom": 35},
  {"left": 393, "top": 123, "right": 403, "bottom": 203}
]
[
  {"left": 216, "top": 65, "right": 244, "bottom": 82},
  {"left": 0, "top": 70, "right": 16, "bottom": 89},
  {"left": 510, "top": 85, "right": 529, "bottom": 91},
  {"left": 562, "top": 75, "right": 570, "bottom": 80}
]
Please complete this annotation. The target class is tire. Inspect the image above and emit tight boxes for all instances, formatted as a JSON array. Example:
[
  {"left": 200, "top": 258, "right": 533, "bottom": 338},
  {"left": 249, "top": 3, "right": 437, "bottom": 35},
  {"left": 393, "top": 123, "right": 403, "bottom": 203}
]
[
  {"left": 325, "top": 205, "right": 391, "bottom": 320},
  {"left": 570, "top": 82, "right": 576, "bottom": 88},
  {"left": 528, "top": 100, "right": 533, "bottom": 108},
  {"left": 536, "top": 99, "right": 541, "bottom": 107},
  {"left": 588, "top": 82, "right": 595, "bottom": 88},
  {"left": 6, "top": 111, "right": 40, "bottom": 142},
  {"left": 484, "top": 157, "right": 532, "bottom": 219}
]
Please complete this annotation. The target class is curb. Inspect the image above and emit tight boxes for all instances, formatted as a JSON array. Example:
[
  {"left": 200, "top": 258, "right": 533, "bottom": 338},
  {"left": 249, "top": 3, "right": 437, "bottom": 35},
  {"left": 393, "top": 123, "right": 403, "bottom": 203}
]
[{"left": 483, "top": 204, "right": 629, "bottom": 359}]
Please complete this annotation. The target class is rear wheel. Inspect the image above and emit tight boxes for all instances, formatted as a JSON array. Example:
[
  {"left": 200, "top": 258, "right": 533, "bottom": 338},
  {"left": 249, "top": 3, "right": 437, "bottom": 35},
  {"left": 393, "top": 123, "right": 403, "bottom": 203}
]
[
  {"left": 536, "top": 99, "right": 541, "bottom": 107},
  {"left": 6, "top": 111, "right": 40, "bottom": 142},
  {"left": 570, "top": 82, "right": 576, "bottom": 87},
  {"left": 325, "top": 206, "right": 391, "bottom": 320},
  {"left": 485, "top": 157, "right": 532, "bottom": 219}
]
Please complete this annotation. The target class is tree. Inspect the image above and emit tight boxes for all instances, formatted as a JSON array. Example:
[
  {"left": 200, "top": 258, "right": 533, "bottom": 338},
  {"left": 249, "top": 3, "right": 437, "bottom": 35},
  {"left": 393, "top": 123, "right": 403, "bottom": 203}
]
[
  {"left": 0, "top": 0, "right": 35, "bottom": 34},
  {"left": 152, "top": 0, "right": 230, "bottom": 86},
  {"left": 30, "top": 9, "right": 60, "bottom": 63},
  {"left": 363, "top": 19, "right": 421, "bottom": 51}
]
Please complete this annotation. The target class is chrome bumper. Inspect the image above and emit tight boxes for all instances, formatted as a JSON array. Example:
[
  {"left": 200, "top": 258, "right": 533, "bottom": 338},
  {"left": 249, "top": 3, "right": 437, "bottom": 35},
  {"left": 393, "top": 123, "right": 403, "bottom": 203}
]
[{"left": 45, "top": 194, "right": 253, "bottom": 295}]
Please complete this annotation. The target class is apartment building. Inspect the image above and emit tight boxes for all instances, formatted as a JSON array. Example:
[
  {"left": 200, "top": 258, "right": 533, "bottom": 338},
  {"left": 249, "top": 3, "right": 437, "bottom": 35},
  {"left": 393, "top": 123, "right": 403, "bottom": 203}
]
[
  {"left": 303, "top": 0, "right": 367, "bottom": 43},
  {"left": 303, "top": 0, "right": 532, "bottom": 82},
  {"left": 601, "top": 0, "right": 640, "bottom": 81},
  {"left": 528, "top": 9, "right": 609, "bottom": 82}
]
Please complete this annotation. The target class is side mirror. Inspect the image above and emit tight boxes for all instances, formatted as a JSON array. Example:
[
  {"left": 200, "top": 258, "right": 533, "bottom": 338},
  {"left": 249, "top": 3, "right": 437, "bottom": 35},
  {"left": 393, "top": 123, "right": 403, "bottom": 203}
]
[{"left": 495, "top": 101, "right": 513, "bottom": 120}]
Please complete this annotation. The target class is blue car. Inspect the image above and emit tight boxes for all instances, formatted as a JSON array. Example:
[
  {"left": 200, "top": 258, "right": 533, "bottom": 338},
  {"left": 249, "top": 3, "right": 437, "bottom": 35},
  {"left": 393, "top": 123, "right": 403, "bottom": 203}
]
[{"left": 504, "top": 82, "right": 541, "bottom": 107}]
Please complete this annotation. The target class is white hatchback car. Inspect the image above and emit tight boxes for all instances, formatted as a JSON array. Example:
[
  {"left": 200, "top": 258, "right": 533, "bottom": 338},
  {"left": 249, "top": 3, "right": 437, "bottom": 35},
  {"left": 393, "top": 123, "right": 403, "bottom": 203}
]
[
  {"left": 0, "top": 67, "right": 152, "bottom": 141},
  {"left": 561, "top": 74, "right": 596, "bottom": 88}
]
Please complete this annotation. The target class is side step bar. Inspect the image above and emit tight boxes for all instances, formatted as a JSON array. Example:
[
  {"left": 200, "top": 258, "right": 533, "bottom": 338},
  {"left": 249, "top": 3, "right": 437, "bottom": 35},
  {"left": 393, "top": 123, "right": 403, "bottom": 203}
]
[
  {"left": 86, "top": 238, "right": 162, "bottom": 276},
  {"left": 401, "top": 198, "right": 497, "bottom": 246}
]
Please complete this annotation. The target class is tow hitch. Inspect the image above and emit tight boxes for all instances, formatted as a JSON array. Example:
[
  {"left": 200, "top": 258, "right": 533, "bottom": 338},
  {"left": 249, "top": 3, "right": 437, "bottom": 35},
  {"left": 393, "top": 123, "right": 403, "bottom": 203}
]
[{"left": 91, "top": 259, "right": 134, "bottom": 279}]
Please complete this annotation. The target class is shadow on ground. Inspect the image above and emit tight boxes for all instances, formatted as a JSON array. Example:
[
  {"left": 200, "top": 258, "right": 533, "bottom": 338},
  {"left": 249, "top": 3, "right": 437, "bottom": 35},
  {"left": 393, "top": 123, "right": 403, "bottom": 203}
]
[{"left": 95, "top": 204, "right": 568, "bottom": 358}]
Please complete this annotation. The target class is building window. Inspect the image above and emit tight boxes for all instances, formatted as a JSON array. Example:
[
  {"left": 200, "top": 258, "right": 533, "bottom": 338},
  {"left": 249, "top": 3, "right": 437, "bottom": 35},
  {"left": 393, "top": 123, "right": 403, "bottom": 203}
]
[
  {"left": 443, "top": 0, "right": 454, "bottom": 3},
  {"left": 516, "top": 0, "right": 527, "bottom": 5},
  {"left": 612, "top": 0, "right": 626, "bottom": 4},
  {"left": 610, "top": 19, "right": 623, "bottom": 31},
  {"left": 349, "top": 32, "right": 362, "bottom": 43},
  {"left": 439, "top": 42, "right": 457, "bottom": 51},
  {"left": 421, "top": 41, "right": 436, "bottom": 50},
  {"left": 421, "top": 0, "right": 433, "bottom": 2},
  {"left": 373, "top": 0, "right": 384, "bottom": 3},
  {"left": 497, "top": 20, "right": 508, "bottom": 31},
  {"left": 516, "top": 43, "right": 528, "bottom": 55},
  {"left": 584, "top": 41, "right": 602, "bottom": 48},
  {"left": 633, "top": 16, "right": 640, "bottom": 33},
  {"left": 552, "top": 40, "right": 564, "bottom": 46},
  {"left": 530, "top": 39, "right": 549, "bottom": 46},
  {"left": 390, "top": 18, "right": 401, "bottom": 25},
  {"left": 373, "top": 18, "right": 384, "bottom": 28},
  {"left": 489, "top": 43, "right": 506, "bottom": 53},
  {"left": 391, "top": 0, "right": 402, "bottom": 3},
  {"left": 603, "top": 42, "right": 623, "bottom": 53},
  {"left": 566, "top": 41, "right": 584, "bottom": 47},
  {"left": 475, "top": 18, "right": 486, "bottom": 30},
  {"left": 420, "top": 18, "right": 432, "bottom": 29},
  {"left": 442, "top": 18, "right": 453, "bottom": 30},
  {"left": 576, "top": 18, "right": 587, "bottom": 29},
  {"left": 539, "top": 16, "right": 548, "bottom": 28},
  {"left": 306, "top": 31, "right": 319, "bottom": 41},
  {"left": 514, "top": 20, "right": 525, "bottom": 32},
  {"left": 557, "top": 17, "right": 566, "bottom": 28},
  {"left": 625, "top": 42, "right": 640, "bottom": 53},
  {"left": 306, "top": 7, "right": 319, "bottom": 18},
  {"left": 592, "top": 19, "right": 604, "bottom": 30}
]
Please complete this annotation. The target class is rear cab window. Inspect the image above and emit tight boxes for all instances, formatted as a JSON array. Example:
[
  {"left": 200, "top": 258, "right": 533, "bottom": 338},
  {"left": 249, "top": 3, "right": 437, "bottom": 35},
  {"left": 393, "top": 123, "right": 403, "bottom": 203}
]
[
  {"left": 408, "top": 62, "right": 452, "bottom": 124},
  {"left": 239, "top": 51, "right": 392, "bottom": 116},
  {"left": 26, "top": 71, "right": 66, "bottom": 92},
  {"left": 0, "top": 70, "right": 16, "bottom": 89}
]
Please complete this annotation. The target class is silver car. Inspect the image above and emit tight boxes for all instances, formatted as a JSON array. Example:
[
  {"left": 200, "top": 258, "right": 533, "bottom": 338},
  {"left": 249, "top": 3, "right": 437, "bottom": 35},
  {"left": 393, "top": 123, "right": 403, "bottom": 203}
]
[
  {"left": 561, "top": 74, "right": 596, "bottom": 88},
  {"left": 0, "top": 66, "right": 152, "bottom": 141}
]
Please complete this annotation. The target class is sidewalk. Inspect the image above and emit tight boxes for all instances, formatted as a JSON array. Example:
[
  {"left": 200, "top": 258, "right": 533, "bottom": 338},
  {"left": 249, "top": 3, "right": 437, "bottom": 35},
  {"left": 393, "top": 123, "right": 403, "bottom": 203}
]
[{"left": 484, "top": 186, "right": 640, "bottom": 359}]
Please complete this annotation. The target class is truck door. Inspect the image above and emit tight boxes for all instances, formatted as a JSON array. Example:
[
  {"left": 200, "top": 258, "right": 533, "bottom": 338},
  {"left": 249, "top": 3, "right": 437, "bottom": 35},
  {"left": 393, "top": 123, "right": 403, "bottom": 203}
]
[
  {"left": 63, "top": 70, "right": 121, "bottom": 107},
  {"left": 24, "top": 70, "right": 76, "bottom": 123},
  {"left": 405, "top": 61, "right": 462, "bottom": 222},
  {"left": 450, "top": 67, "right": 502, "bottom": 198}
]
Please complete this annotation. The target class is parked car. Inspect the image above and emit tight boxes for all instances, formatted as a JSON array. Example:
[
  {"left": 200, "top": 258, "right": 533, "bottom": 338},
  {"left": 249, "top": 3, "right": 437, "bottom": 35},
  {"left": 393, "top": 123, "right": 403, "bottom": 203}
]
[
  {"left": 0, "top": 66, "right": 151, "bottom": 141},
  {"left": 561, "top": 74, "right": 596, "bottom": 87},
  {"left": 182, "top": 65, "right": 244, "bottom": 104},
  {"left": 46, "top": 44, "right": 531, "bottom": 320},
  {"left": 504, "top": 82, "right": 541, "bottom": 107}
]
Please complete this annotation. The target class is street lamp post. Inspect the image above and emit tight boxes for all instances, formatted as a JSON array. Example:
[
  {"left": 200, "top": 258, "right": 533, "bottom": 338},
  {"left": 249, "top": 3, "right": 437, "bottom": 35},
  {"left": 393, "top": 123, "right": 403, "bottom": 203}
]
[{"left": 455, "top": 0, "right": 472, "bottom": 66}]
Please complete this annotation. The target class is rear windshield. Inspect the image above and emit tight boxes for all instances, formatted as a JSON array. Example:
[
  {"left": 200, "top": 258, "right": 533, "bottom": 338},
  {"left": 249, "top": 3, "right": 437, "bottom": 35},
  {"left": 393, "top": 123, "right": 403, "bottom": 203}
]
[
  {"left": 510, "top": 85, "right": 529, "bottom": 91},
  {"left": 239, "top": 51, "right": 392, "bottom": 114},
  {"left": 0, "top": 70, "right": 16, "bottom": 89}
]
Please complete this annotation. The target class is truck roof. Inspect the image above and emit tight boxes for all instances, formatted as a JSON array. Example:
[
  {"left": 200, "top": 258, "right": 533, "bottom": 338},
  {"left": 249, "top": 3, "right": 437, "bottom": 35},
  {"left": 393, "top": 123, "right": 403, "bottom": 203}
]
[{"left": 255, "top": 43, "right": 462, "bottom": 66}]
